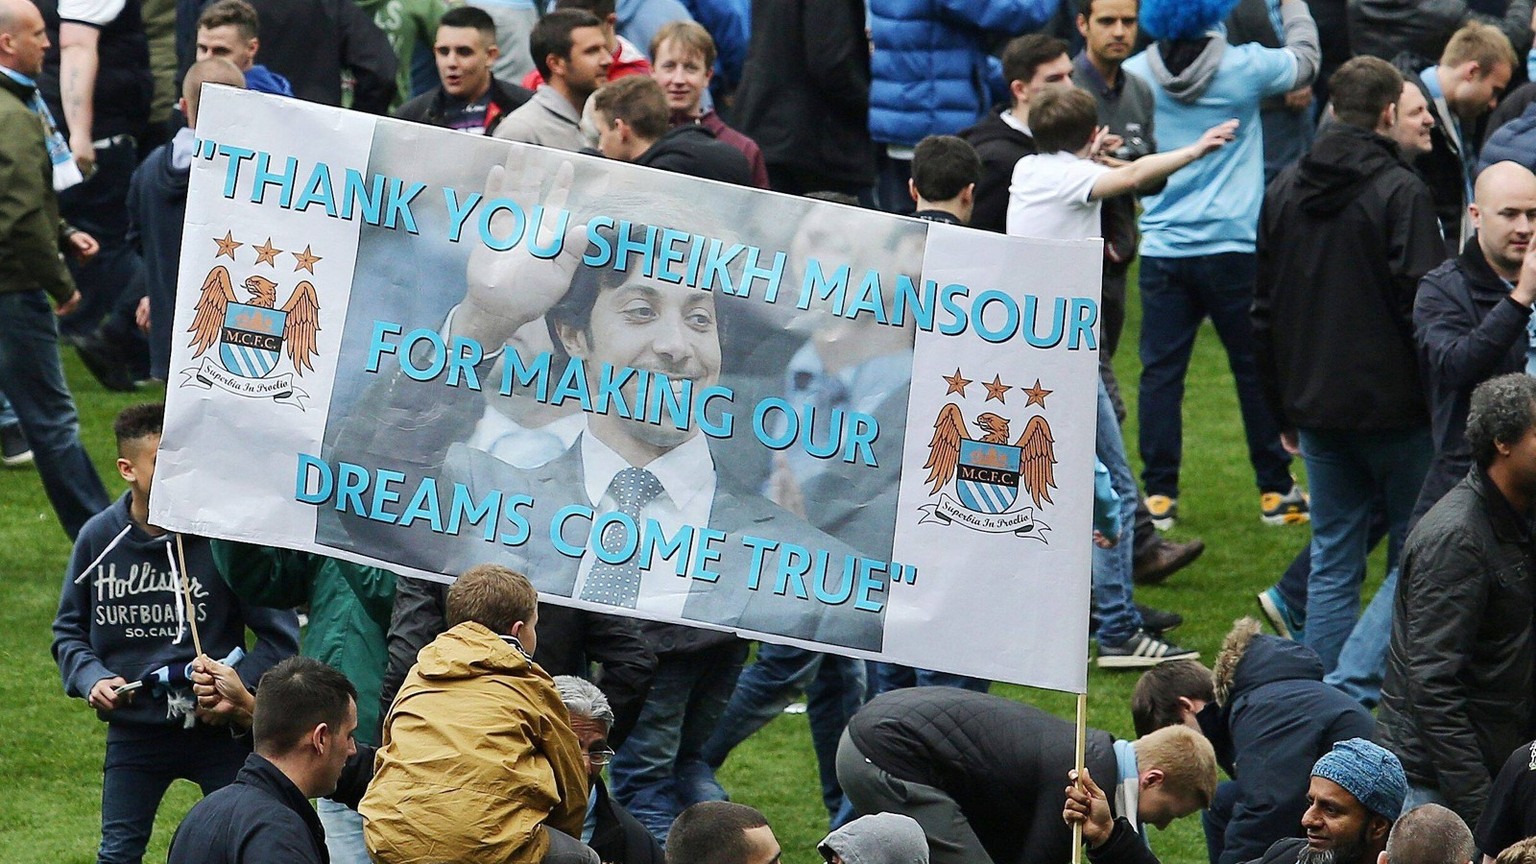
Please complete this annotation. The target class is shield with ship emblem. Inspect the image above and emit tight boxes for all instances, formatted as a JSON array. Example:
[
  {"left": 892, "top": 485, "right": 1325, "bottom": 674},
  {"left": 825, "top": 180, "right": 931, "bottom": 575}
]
[
  {"left": 955, "top": 439, "right": 1023, "bottom": 514},
  {"left": 219, "top": 303, "right": 287, "bottom": 379}
]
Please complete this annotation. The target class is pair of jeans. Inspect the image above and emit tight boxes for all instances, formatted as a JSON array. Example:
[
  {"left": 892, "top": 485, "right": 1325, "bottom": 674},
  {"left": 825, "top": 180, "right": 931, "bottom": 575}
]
[
  {"left": 1260, "top": 103, "right": 1316, "bottom": 186},
  {"left": 99, "top": 725, "right": 249, "bottom": 863},
  {"left": 1297, "top": 426, "right": 1431, "bottom": 673},
  {"left": 1273, "top": 508, "right": 1392, "bottom": 707},
  {"left": 875, "top": 154, "right": 916, "bottom": 216},
  {"left": 0, "top": 390, "right": 15, "bottom": 427},
  {"left": 696, "top": 642, "right": 866, "bottom": 825},
  {"left": 57, "top": 137, "right": 142, "bottom": 342},
  {"left": 1100, "top": 260, "right": 1130, "bottom": 423},
  {"left": 317, "top": 798, "right": 370, "bottom": 864},
  {"left": 1322, "top": 564, "right": 1397, "bottom": 707},
  {"left": 1137, "top": 253, "right": 1293, "bottom": 497},
  {"left": 0, "top": 290, "right": 110, "bottom": 538},
  {"left": 609, "top": 641, "right": 748, "bottom": 843},
  {"left": 1095, "top": 378, "right": 1143, "bottom": 646},
  {"left": 1275, "top": 506, "right": 1389, "bottom": 612},
  {"left": 1202, "top": 779, "right": 1241, "bottom": 864},
  {"left": 867, "top": 664, "right": 989, "bottom": 698}
]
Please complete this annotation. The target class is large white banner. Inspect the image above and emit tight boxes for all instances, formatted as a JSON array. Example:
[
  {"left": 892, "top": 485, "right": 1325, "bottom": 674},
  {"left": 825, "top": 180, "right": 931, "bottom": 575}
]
[{"left": 153, "top": 88, "right": 1102, "bottom": 692}]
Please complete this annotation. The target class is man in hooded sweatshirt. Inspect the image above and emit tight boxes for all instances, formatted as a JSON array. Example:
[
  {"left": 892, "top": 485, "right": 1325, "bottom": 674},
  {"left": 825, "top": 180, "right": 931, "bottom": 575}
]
[
  {"left": 1252, "top": 56, "right": 1445, "bottom": 698},
  {"left": 126, "top": 57, "right": 243, "bottom": 382},
  {"left": 1122, "top": 0, "right": 1319, "bottom": 533},
  {"left": 818, "top": 813, "right": 929, "bottom": 864}
]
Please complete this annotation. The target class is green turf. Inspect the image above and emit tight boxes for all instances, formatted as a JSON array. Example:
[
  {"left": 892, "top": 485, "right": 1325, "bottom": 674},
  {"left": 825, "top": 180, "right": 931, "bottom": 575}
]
[{"left": 1, "top": 290, "right": 1383, "bottom": 863}]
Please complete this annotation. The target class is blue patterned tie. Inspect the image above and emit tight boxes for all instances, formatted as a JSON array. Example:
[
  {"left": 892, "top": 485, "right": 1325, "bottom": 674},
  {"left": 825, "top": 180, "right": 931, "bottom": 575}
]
[{"left": 579, "top": 467, "right": 665, "bottom": 608}]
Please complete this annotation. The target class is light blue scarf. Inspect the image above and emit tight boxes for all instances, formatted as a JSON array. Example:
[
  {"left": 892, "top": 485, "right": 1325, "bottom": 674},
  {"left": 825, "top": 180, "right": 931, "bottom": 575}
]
[{"left": 0, "top": 65, "right": 84, "bottom": 191}]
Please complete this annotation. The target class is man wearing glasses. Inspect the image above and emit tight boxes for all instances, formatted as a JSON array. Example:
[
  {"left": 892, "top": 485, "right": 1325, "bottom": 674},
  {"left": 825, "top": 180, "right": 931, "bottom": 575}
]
[{"left": 556, "top": 675, "right": 664, "bottom": 864}]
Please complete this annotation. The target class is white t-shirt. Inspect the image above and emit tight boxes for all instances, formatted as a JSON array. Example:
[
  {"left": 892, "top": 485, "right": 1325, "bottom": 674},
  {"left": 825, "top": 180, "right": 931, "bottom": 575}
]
[
  {"left": 60, "top": 0, "right": 127, "bottom": 26},
  {"left": 1006, "top": 150, "right": 1110, "bottom": 242}
]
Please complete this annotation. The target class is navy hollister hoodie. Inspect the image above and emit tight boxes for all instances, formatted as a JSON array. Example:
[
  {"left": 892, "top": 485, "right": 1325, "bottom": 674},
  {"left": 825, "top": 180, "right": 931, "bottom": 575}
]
[{"left": 52, "top": 493, "right": 300, "bottom": 736}]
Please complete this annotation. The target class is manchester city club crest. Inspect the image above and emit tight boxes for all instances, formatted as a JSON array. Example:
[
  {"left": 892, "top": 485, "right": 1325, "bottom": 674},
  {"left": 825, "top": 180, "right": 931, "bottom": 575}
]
[
  {"left": 179, "top": 232, "right": 321, "bottom": 408},
  {"left": 917, "top": 369, "right": 1056, "bottom": 540}
]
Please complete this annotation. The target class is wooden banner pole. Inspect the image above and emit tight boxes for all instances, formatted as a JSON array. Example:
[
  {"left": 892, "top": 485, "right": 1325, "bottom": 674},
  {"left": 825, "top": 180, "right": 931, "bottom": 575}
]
[
  {"left": 1072, "top": 690, "right": 1087, "bottom": 864},
  {"left": 175, "top": 533, "right": 204, "bottom": 657}
]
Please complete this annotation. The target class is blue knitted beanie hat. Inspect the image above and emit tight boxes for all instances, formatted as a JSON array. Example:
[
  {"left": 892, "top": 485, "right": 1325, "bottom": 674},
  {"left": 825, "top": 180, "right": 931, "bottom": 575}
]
[{"left": 1311, "top": 738, "right": 1407, "bottom": 821}]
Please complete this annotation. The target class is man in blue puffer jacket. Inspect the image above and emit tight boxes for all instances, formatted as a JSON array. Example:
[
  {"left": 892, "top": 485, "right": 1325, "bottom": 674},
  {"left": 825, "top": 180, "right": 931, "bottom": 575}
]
[{"left": 867, "top": 0, "right": 1059, "bottom": 214}]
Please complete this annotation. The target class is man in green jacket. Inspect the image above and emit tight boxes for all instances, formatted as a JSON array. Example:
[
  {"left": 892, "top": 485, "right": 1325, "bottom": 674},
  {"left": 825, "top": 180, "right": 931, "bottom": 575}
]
[
  {"left": 211, "top": 539, "right": 396, "bottom": 864},
  {"left": 0, "top": 0, "right": 109, "bottom": 540}
]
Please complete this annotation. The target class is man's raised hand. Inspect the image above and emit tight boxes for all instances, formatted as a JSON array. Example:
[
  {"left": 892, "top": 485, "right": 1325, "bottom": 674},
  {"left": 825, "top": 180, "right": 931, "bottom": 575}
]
[{"left": 458, "top": 148, "right": 601, "bottom": 351}]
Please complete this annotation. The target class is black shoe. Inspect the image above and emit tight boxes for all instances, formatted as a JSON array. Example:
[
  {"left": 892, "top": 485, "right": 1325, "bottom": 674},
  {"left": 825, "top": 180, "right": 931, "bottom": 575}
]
[
  {"left": 1133, "top": 537, "right": 1206, "bottom": 585},
  {"left": 1, "top": 423, "right": 32, "bottom": 467},
  {"left": 74, "top": 332, "right": 139, "bottom": 392},
  {"left": 1136, "top": 604, "right": 1183, "bottom": 637}
]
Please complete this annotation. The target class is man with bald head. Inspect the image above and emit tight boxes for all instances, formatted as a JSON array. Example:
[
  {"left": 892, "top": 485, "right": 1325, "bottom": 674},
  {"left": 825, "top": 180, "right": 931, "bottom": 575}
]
[
  {"left": 0, "top": 0, "right": 110, "bottom": 540},
  {"left": 1409, "top": 160, "right": 1536, "bottom": 525},
  {"left": 1382, "top": 804, "right": 1475, "bottom": 864}
]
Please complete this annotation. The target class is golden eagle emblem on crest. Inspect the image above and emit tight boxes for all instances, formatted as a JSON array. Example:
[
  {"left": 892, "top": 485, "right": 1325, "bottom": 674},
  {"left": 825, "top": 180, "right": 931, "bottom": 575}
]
[
  {"left": 188, "top": 266, "right": 321, "bottom": 377},
  {"left": 924, "top": 404, "right": 1057, "bottom": 512}
]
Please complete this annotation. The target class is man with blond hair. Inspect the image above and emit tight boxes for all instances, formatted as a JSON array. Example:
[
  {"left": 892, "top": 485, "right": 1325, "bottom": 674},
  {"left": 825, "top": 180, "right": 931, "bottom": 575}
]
[
  {"left": 1395, "top": 22, "right": 1517, "bottom": 253},
  {"left": 362, "top": 564, "right": 595, "bottom": 864},
  {"left": 838, "top": 687, "right": 1216, "bottom": 864},
  {"left": 649, "top": 20, "right": 766, "bottom": 188},
  {"left": 1068, "top": 737, "right": 1405, "bottom": 864}
]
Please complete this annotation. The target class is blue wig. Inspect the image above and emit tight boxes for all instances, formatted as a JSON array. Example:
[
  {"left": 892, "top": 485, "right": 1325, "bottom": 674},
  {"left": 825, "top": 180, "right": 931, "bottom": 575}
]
[{"left": 1140, "top": 0, "right": 1241, "bottom": 40}]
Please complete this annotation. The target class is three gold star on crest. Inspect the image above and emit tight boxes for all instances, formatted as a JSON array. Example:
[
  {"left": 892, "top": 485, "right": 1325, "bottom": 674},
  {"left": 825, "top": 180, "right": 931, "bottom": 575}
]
[
  {"left": 942, "top": 368, "right": 1051, "bottom": 406},
  {"left": 212, "top": 232, "right": 322, "bottom": 273}
]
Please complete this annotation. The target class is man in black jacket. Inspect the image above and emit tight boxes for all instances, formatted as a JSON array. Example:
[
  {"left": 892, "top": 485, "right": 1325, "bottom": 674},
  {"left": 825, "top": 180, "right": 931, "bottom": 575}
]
[
  {"left": 1411, "top": 159, "right": 1536, "bottom": 523},
  {"left": 730, "top": 0, "right": 873, "bottom": 198},
  {"left": 1253, "top": 56, "right": 1445, "bottom": 690},
  {"left": 837, "top": 688, "right": 1217, "bottom": 864},
  {"left": 959, "top": 34, "right": 1069, "bottom": 235},
  {"left": 1350, "top": 0, "right": 1532, "bottom": 67},
  {"left": 1378, "top": 373, "right": 1536, "bottom": 829},
  {"left": 244, "top": 0, "right": 397, "bottom": 112},
  {"left": 394, "top": 6, "right": 531, "bottom": 136},
  {"left": 169, "top": 657, "right": 358, "bottom": 864},
  {"left": 592, "top": 74, "right": 752, "bottom": 186}
]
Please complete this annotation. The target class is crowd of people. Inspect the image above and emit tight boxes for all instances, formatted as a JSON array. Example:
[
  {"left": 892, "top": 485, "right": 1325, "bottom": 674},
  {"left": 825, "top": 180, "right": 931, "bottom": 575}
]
[{"left": 10, "top": 0, "right": 1536, "bottom": 861}]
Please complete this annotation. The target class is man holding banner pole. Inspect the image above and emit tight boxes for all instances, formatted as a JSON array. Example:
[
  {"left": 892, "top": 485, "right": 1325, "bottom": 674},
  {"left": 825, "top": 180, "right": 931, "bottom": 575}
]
[{"left": 839, "top": 687, "right": 1216, "bottom": 864}]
